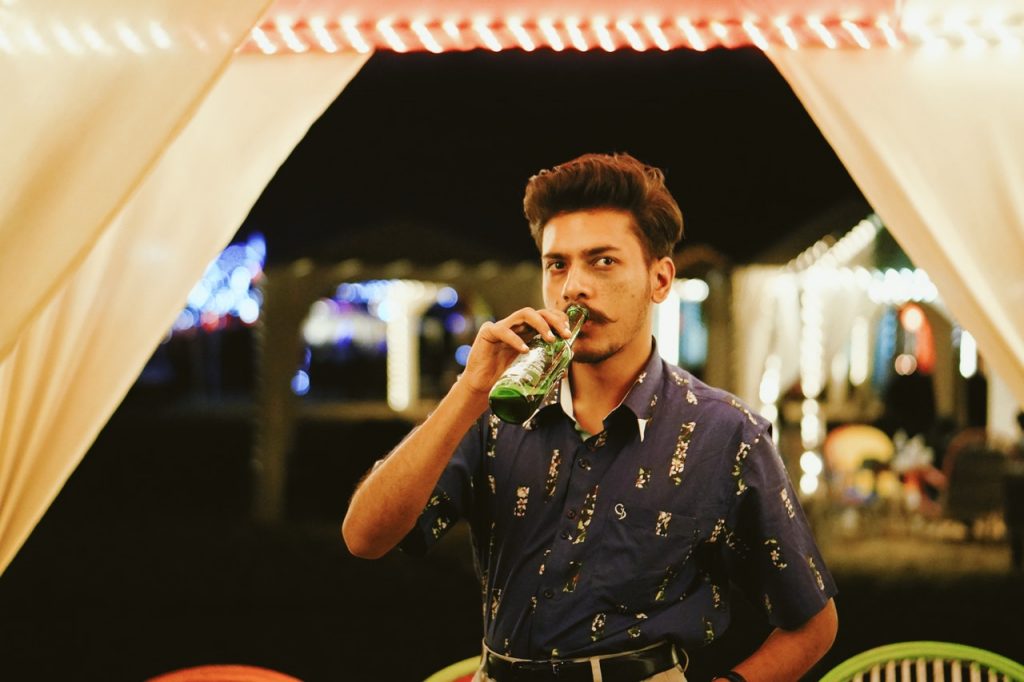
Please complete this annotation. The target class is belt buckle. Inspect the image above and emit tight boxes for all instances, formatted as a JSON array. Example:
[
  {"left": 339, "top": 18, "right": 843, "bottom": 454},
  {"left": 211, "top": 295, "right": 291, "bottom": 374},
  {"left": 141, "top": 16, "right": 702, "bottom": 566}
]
[{"left": 549, "top": 659, "right": 570, "bottom": 677}]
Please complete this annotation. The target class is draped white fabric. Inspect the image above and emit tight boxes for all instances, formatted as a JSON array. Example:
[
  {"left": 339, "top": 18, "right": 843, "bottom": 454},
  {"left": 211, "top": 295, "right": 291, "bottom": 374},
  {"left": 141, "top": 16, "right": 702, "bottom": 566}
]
[
  {"left": 0, "top": 47, "right": 370, "bottom": 576},
  {"left": 0, "top": 1, "right": 272, "bottom": 364},
  {"left": 768, "top": 13, "right": 1024, "bottom": 411}
]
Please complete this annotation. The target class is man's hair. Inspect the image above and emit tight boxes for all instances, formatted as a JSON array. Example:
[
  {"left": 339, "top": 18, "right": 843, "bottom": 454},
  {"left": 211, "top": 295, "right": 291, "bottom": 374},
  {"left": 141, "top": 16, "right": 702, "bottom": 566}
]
[{"left": 523, "top": 152, "right": 684, "bottom": 261}]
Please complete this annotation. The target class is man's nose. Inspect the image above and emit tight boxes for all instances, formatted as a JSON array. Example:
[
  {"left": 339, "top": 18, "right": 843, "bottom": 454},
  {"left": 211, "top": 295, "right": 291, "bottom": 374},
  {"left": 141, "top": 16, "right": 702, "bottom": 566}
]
[{"left": 561, "top": 265, "right": 591, "bottom": 301}]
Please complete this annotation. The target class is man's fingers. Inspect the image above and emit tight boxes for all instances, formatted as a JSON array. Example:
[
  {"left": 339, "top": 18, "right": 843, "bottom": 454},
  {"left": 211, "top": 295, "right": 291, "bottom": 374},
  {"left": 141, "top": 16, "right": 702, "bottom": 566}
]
[{"left": 538, "top": 308, "right": 573, "bottom": 338}]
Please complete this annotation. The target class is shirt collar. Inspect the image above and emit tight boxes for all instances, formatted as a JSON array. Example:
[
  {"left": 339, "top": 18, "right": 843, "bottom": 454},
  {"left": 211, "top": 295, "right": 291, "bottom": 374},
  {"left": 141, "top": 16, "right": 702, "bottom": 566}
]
[{"left": 543, "top": 339, "right": 664, "bottom": 442}]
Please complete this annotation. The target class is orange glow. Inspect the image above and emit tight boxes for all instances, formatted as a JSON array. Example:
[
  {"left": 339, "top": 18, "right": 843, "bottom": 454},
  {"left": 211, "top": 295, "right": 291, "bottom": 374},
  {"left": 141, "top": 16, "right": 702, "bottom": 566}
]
[{"left": 241, "top": 16, "right": 903, "bottom": 54}]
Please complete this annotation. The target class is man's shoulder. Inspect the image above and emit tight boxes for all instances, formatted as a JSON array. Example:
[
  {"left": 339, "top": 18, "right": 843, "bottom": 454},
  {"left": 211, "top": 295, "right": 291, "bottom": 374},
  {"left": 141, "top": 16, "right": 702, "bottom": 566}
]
[{"left": 659, "top": 362, "right": 770, "bottom": 437}]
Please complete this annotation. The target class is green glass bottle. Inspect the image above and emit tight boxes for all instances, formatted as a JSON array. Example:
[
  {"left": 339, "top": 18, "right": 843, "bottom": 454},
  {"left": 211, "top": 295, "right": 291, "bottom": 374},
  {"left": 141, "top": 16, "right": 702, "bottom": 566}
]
[{"left": 488, "top": 304, "right": 589, "bottom": 424}]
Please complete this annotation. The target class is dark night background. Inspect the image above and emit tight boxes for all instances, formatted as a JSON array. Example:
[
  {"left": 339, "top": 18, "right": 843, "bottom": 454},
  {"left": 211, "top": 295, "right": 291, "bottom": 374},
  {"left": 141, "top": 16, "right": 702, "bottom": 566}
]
[{"left": 2, "top": 47, "right": 1019, "bottom": 682}]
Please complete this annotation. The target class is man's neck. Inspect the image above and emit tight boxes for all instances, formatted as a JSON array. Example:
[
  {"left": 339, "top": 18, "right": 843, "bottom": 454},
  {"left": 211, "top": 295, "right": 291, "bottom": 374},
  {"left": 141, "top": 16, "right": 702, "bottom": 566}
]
[{"left": 568, "top": 335, "right": 653, "bottom": 435}]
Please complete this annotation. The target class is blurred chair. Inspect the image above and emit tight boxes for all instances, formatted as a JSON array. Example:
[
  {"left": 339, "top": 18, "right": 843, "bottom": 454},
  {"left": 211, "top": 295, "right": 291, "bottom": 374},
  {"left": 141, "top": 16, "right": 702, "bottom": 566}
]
[
  {"left": 819, "top": 641, "right": 1024, "bottom": 682},
  {"left": 146, "top": 665, "right": 302, "bottom": 682},
  {"left": 423, "top": 655, "right": 480, "bottom": 682}
]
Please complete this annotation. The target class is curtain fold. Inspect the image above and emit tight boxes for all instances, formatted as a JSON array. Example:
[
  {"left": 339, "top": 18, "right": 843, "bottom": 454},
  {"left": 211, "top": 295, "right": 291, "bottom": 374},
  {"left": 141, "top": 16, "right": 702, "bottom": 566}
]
[
  {"left": 0, "top": 50, "right": 370, "bottom": 577},
  {"left": 769, "top": 28, "right": 1024, "bottom": 411},
  {"left": 0, "top": 0, "right": 276, "bottom": 364}
]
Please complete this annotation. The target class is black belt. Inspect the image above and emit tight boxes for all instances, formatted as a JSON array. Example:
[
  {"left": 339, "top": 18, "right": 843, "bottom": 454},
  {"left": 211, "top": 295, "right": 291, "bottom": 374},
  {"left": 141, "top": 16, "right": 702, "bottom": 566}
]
[{"left": 483, "top": 641, "right": 679, "bottom": 682}]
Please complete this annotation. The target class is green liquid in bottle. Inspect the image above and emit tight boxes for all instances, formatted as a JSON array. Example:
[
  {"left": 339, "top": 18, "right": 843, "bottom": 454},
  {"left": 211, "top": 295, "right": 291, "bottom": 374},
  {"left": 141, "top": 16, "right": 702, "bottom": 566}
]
[{"left": 488, "top": 305, "right": 588, "bottom": 425}]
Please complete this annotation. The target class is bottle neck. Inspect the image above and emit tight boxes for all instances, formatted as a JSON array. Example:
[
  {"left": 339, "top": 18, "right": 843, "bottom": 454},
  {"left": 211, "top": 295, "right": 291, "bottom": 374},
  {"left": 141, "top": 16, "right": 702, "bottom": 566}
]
[{"left": 565, "top": 305, "right": 589, "bottom": 346}]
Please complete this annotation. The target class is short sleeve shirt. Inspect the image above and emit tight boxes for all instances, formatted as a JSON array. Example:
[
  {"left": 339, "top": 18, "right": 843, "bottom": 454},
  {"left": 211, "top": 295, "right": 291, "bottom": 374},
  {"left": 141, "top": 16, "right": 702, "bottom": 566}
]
[{"left": 401, "top": 345, "right": 837, "bottom": 660}]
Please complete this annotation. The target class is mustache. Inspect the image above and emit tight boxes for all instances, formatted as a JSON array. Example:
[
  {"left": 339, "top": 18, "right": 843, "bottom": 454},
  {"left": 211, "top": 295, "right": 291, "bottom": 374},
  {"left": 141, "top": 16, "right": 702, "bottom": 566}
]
[{"left": 568, "top": 306, "right": 610, "bottom": 324}]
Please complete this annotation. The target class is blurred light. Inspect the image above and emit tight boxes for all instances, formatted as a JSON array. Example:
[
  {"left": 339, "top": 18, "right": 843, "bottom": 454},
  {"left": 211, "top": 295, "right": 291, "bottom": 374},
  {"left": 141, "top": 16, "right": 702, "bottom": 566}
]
[
  {"left": 445, "top": 313, "right": 468, "bottom": 335},
  {"left": 900, "top": 304, "right": 924, "bottom": 332},
  {"left": 507, "top": 18, "right": 534, "bottom": 50},
  {"left": 473, "top": 20, "right": 502, "bottom": 51},
  {"left": 617, "top": 20, "right": 646, "bottom": 50},
  {"left": 849, "top": 316, "right": 870, "bottom": 386},
  {"left": 149, "top": 21, "right": 172, "bottom": 49},
  {"left": 806, "top": 17, "right": 837, "bottom": 48},
  {"left": 959, "top": 330, "right": 978, "bottom": 378},
  {"left": 115, "top": 22, "right": 146, "bottom": 54},
  {"left": 291, "top": 369, "right": 310, "bottom": 396},
  {"left": 594, "top": 19, "right": 615, "bottom": 51},
  {"left": 377, "top": 19, "right": 406, "bottom": 52},
  {"left": 53, "top": 23, "right": 84, "bottom": 55},
  {"left": 411, "top": 21, "right": 442, "bottom": 53},
  {"left": 655, "top": 286, "right": 680, "bottom": 365},
  {"left": 894, "top": 353, "right": 917, "bottom": 376},
  {"left": 230, "top": 266, "right": 252, "bottom": 292},
  {"left": 676, "top": 17, "right": 706, "bottom": 51},
  {"left": 238, "top": 296, "right": 260, "bottom": 324},
  {"left": 842, "top": 20, "right": 871, "bottom": 48},
  {"left": 678, "top": 278, "right": 709, "bottom": 302},
  {"left": 310, "top": 17, "right": 339, "bottom": 52},
  {"left": 187, "top": 282, "right": 211, "bottom": 309},
  {"left": 742, "top": 20, "right": 770, "bottom": 51},
  {"left": 877, "top": 16, "right": 901, "bottom": 48},
  {"left": 799, "top": 473, "right": 820, "bottom": 496},
  {"left": 538, "top": 18, "right": 564, "bottom": 51},
  {"left": 800, "top": 450, "right": 824, "bottom": 476},
  {"left": 250, "top": 26, "right": 277, "bottom": 54},
  {"left": 710, "top": 21, "right": 729, "bottom": 42},
  {"left": 775, "top": 18, "right": 799, "bottom": 50},
  {"left": 442, "top": 20, "right": 460, "bottom": 40},
  {"left": 565, "top": 17, "right": 588, "bottom": 50},
  {"left": 276, "top": 17, "right": 307, "bottom": 52},
  {"left": 455, "top": 344, "right": 472, "bottom": 366},
  {"left": 644, "top": 18, "right": 670, "bottom": 50},
  {"left": 341, "top": 18, "right": 371, "bottom": 53},
  {"left": 81, "top": 23, "right": 114, "bottom": 55},
  {"left": 437, "top": 286, "right": 459, "bottom": 308},
  {"left": 173, "top": 309, "right": 197, "bottom": 332}
]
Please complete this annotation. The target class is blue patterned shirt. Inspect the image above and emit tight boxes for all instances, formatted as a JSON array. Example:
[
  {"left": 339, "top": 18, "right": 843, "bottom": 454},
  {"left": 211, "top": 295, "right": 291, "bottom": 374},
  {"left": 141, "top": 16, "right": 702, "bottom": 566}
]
[{"left": 401, "top": 343, "right": 836, "bottom": 659}]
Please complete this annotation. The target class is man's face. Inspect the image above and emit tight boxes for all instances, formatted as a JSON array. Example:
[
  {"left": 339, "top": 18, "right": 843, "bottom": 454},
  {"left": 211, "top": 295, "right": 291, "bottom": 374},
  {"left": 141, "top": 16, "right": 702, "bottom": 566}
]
[{"left": 541, "top": 209, "right": 668, "bottom": 364}]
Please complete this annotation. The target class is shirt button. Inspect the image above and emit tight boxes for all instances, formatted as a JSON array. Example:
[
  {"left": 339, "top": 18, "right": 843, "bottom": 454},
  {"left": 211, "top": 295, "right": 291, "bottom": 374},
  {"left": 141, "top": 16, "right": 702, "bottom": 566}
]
[
  {"left": 567, "top": 509, "right": 577, "bottom": 519},
  {"left": 578, "top": 458, "right": 591, "bottom": 470},
  {"left": 543, "top": 589, "right": 554, "bottom": 599},
  {"left": 560, "top": 530, "right": 571, "bottom": 540}
]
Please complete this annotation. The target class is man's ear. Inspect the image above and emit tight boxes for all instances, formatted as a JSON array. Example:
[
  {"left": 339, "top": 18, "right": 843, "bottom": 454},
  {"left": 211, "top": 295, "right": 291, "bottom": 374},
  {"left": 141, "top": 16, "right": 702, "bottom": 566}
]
[{"left": 650, "top": 256, "right": 676, "bottom": 303}]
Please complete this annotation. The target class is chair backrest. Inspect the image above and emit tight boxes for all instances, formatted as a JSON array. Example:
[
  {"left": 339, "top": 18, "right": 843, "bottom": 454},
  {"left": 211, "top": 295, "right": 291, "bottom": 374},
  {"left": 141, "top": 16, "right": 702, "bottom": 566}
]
[{"left": 820, "top": 642, "right": 1024, "bottom": 682}]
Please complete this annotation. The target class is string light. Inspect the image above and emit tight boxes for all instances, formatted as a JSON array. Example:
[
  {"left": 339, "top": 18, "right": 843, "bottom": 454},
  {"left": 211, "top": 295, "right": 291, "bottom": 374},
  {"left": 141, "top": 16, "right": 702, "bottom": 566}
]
[
  {"left": 52, "top": 23, "right": 84, "bottom": 55},
  {"left": 473, "top": 20, "right": 502, "bottom": 52},
  {"left": 617, "top": 20, "right": 647, "bottom": 50},
  {"left": 115, "top": 22, "right": 145, "bottom": 54},
  {"left": 676, "top": 17, "right": 706, "bottom": 51},
  {"left": 507, "top": 18, "right": 535, "bottom": 51},
  {"left": 250, "top": 25, "right": 277, "bottom": 54},
  {"left": 742, "top": 20, "right": 770, "bottom": 51},
  {"left": 806, "top": 17, "right": 837, "bottom": 48},
  {"left": 148, "top": 21, "right": 172, "bottom": 50},
  {"left": 565, "top": 17, "right": 588, "bottom": 51},
  {"left": 841, "top": 20, "right": 871, "bottom": 49},
  {"left": 341, "top": 18, "right": 370, "bottom": 53},
  {"left": 538, "top": 18, "right": 564, "bottom": 51},
  {"left": 233, "top": 14, "right": 1022, "bottom": 54},
  {"left": 594, "top": 19, "right": 615, "bottom": 52},
  {"left": 310, "top": 17, "right": 338, "bottom": 53},
  {"left": 376, "top": 19, "right": 407, "bottom": 52},
  {"left": 775, "top": 18, "right": 799, "bottom": 50},
  {"left": 643, "top": 17, "right": 670, "bottom": 51}
]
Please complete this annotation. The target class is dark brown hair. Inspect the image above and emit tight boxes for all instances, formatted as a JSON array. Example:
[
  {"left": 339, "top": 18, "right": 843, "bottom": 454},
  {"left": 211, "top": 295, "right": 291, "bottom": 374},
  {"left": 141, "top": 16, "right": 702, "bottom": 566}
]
[{"left": 523, "top": 153, "right": 684, "bottom": 260}]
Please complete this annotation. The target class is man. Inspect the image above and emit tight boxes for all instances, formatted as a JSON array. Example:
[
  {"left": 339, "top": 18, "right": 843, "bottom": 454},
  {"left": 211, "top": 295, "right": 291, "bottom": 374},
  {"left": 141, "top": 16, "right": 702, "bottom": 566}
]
[{"left": 343, "top": 153, "right": 838, "bottom": 681}]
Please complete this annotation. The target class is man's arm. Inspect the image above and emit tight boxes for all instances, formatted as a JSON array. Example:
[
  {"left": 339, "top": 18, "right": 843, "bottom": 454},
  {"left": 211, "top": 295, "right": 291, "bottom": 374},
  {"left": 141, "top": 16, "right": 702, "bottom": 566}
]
[
  {"left": 341, "top": 306, "right": 572, "bottom": 559},
  {"left": 714, "top": 598, "right": 838, "bottom": 682}
]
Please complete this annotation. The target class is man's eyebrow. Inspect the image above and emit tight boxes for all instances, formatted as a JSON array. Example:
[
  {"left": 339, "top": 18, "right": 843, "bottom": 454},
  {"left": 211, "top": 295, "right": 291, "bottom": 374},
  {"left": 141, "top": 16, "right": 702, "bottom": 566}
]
[{"left": 542, "top": 245, "right": 622, "bottom": 260}]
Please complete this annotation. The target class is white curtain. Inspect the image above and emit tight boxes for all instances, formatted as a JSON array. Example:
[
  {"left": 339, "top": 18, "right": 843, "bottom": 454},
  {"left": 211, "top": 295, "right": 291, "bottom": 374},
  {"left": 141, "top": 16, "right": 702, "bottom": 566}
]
[
  {"left": 768, "top": 5, "right": 1024, "bottom": 412},
  {"left": 0, "top": 1, "right": 370, "bottom": 575}
]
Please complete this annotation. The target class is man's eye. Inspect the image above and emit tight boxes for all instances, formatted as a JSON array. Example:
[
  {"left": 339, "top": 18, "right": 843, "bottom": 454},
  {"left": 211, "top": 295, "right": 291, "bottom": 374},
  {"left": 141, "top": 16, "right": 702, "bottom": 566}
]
[
  {"left": 596, "top": 257, "right": 615, "bottom": 266},
  {"left": 546, "top": 261, "right": 565, "bottom": 271}
]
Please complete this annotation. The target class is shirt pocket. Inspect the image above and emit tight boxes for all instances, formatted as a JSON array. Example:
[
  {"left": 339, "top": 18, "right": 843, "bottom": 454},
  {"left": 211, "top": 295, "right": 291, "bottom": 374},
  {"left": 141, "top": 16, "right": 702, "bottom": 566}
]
[{"left": 590, "top": 503, "right": 700, "bottom": 609}]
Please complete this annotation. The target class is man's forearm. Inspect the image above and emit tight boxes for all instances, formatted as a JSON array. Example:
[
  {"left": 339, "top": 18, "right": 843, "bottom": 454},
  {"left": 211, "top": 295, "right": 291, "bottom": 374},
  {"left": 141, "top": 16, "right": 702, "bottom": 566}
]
[
  {"left": 341, "top": 378, "right": 490, "bottom": 559},
  {"left": 718, "top": 599, "right": 838, "bottom": 682}
]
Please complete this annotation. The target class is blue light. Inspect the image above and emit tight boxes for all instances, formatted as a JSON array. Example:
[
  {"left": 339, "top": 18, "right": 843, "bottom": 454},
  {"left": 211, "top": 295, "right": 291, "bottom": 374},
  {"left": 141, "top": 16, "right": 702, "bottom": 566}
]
[
  {"left": 455, "top": 344, "right": 472, "bottom": 366},
  {"left": 445, "top": 313, "right": 468, "bottom": 335},
  {"left": 290, "top": 369, "right": 310, "bottom": 396},
  {"left": 437, "top": 286, "right": 459, "bottom": 309}
]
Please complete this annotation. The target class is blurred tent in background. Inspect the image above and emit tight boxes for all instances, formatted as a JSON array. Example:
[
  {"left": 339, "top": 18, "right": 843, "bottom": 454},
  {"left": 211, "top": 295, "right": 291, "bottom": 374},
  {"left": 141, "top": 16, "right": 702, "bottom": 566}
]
[{"left": 1, "top": 0, "right": 1022, "bottom": 610}]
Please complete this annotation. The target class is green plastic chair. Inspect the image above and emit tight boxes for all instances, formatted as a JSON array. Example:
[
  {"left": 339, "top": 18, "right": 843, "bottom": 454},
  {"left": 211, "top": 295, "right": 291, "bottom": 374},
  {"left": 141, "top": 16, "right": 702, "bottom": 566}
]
[
  {"left": 422, "top": 655, "right": 480, "bottom": 682},
  {"left": 820, "top": 641, "right": 1024, "bottom": 682}
]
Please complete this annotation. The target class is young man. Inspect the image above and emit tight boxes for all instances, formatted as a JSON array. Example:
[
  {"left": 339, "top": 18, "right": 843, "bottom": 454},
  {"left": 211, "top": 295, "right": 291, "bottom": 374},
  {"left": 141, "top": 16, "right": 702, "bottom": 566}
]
[{"left": 343, "top": 153, "right": 838, "bottom": 682}]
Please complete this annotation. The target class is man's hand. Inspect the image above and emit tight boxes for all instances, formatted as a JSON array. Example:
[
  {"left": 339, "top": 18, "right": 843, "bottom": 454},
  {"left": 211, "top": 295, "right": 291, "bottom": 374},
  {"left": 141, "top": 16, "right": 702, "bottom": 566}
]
[{"left": 458, "top": 307, "right": 573, "bottom": 395}]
